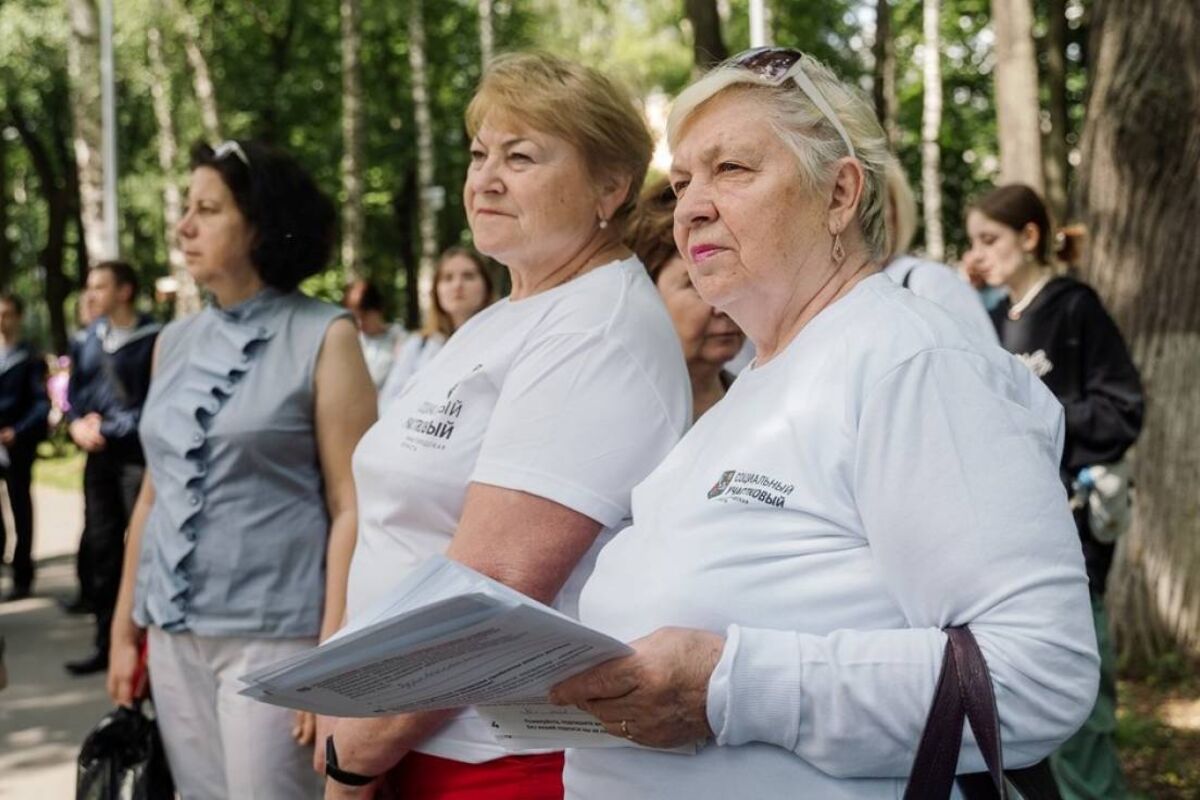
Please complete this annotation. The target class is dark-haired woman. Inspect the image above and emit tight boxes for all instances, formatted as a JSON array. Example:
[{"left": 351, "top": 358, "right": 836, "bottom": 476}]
[
  {"left": 377, "top": 247, "right": 494, "bottom": 409},
  {"left": 965, "top": 183, "right": 1142, "bottom": 800},
  {"left": 344, "top": 280, "right": 405, "bottom": 391},
  {"left": 107, "top": 140, "right": 377, "bottom": 799}
]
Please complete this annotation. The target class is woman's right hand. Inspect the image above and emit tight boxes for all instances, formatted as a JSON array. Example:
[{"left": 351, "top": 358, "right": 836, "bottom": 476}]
[{"left": 106, "top": 627, "right": 144, "bottom": 706}]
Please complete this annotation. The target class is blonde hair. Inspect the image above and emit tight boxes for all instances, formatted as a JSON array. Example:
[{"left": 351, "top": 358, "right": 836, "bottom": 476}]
[
  {"left": 466, "top": 52, "right": 653, "bottom": 232},
  {"left": 885, "top": 158, "right": 919, "bottom": 259},
  {"left": 667, "top": 52, "right": 891, "bottom": 260}
]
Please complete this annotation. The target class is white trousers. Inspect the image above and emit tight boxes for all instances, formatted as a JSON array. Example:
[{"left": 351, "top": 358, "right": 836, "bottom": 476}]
[{"left": 148, "top": 627, "right": 321, "bottom": 800}]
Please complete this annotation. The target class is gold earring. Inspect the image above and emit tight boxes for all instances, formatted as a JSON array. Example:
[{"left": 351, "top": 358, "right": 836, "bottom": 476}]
[{"left": 832, "top": 233, "right": 846, "bottom": 265}]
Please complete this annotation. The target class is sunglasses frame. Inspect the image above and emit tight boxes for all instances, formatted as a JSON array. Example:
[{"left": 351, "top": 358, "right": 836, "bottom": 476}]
[
  {"left": 212, "top": 139, "right": 251, "bottom": 168},
  {"left": 732, "top": 47, "right": 857, "bottom": 161}
]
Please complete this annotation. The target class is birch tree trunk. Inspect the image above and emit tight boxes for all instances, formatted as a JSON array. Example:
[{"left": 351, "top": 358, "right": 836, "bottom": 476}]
[
  {"left": 873, "top": 0, "right": 899, "bottom": 151},
  {"left": 173, "top": 0, "right": 221, "bottom": 142},
  {"left": 409, "top": 0, "right": 439, "bottom": 323},
  {"left": 67, "top": 0, "right": 105, "bottom": 265},
  {"left": 990, "top": 0, "right": 1044, "bottom": 190},
  {"left": 1078, "top": 0, "right": 1200, "bottom": 668},
  {"left": 147, "top": 24, "right": 200, "bottom": 317},
  {"left": 340, "top": 0, "right": 365, "bottom": 279},
  {"left": 1041, "top": 0, "right": 1070, "bottom": 223},
  {"left": 921, "top": 0, "right": 944, "bottom": 261},
  {"left": 478, "top": 0, "right": 494, "bottom": 68}
]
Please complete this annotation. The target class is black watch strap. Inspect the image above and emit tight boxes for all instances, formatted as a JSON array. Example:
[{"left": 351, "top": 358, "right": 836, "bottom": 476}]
[{"left": 325, "top": 735, "right": 378, "bottom": 787}]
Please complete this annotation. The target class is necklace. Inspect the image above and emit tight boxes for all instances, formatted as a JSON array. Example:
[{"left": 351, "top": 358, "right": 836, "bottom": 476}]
[{"left": 1007, "top": 272, "right": 1054, "bottom": 321}]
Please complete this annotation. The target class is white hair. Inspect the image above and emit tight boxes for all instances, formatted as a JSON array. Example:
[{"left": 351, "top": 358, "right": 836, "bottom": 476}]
[{"left": 667, "top": 53, "right": 891, "bottom": 261}]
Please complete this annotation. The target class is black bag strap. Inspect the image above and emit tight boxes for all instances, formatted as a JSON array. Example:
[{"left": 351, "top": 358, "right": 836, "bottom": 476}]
[
  {"left": 905, "top": 627, "right": 1062, "bottom": 800},
  {"left": 901, "top": 263, "right": 919, "bottom": 289}
]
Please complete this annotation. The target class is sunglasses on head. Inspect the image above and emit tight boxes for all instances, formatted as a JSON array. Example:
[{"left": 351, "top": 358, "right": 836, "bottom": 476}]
[
  {"left": 731, "top": 47, "right": 857, "bottom": 160},
  {"left": 212, "top": 140, "right": 251, "bottom": 168}
]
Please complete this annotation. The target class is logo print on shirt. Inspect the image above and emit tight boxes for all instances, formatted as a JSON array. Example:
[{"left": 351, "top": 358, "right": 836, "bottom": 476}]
[
  {"left": 1016, "top": 349, "right": 1054, "bottom": 378},
  {"left": 708, "top": 470, "right": 736, "bottom": 499},
  {"left": 707, "top": 470, "right": 795, "bottom": 508}
]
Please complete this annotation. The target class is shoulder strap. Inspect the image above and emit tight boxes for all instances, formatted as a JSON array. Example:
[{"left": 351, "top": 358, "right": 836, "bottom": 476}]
[
  {"left": 905, "top": 627, "right": 1062, "bottom": 800},
  {"left": 902, "top": 263, "right": 919, "bottom": 289}
]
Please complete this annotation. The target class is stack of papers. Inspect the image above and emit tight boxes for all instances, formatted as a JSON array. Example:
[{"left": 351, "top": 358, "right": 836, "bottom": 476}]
[{"left": 239, "top": 556, "right": 677, "bottom": 751}]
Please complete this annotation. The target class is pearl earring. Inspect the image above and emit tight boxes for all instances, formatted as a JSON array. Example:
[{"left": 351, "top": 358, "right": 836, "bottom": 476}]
[{"left": 598, "top": 218, "right": 609, "bottom": 230}]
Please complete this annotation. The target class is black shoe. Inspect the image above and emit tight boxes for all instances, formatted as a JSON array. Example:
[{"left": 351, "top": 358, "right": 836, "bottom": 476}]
[
  {"left": 64, "top": 650, "right": 108, "bottom": 676},
  {"left": 58, "top": 595, "right": 93, "bottom": 615},
  {"left": 2, "top": 586, "right": 32, "bottom": 603}
]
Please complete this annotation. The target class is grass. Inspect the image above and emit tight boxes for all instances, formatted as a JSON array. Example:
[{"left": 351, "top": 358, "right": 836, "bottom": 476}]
[
  {"left": 32, "top": 441, "right": 85, "bottom": 492},
  {"left": 1117, "top": 667, "right": 1200, "bottom": 798}
]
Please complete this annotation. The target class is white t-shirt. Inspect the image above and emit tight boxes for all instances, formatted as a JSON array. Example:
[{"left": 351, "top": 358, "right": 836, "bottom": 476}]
[
  {"left": 565, "top": 274, "right": 1097, "bottom": 799},
  {"left": 885, "top": 255, "right": 999, "bottom": 346},
  {"left": 346, "top": 256, "right": 691, "bottom": 763}
]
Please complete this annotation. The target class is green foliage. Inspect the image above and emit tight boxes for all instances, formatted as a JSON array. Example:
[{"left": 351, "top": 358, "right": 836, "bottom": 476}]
[{"left": 2, "top": 0, "right": 1091, "bottom": 340}]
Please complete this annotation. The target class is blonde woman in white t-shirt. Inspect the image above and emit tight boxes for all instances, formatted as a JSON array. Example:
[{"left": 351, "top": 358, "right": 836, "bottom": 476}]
[
  {"left": 548, "top": 49, "right": 1099, "bottom": 799},
  {"left": 324, "top": 53, "right": 690, "bottom": 799}
]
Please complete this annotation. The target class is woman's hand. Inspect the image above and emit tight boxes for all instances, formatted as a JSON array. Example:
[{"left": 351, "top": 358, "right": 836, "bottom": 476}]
[
  {"left": 106, "top": 626, "right": 144, "bottom": 706},
  {"left": 548, "top": 627, "right": 725, "bottom": 749},
  {"left": 293, "top": 710, "right": 316, "bottom": 746}
]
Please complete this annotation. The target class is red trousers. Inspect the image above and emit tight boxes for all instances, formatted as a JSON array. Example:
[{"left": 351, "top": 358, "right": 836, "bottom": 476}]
[{"left": 379, "top": 751, "right": 564, "bottom": 800}]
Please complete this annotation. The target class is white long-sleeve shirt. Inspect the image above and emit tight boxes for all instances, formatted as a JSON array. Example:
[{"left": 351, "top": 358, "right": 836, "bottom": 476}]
[{"left": 566, "top": 274, "right": 1097, "bottom": 799}]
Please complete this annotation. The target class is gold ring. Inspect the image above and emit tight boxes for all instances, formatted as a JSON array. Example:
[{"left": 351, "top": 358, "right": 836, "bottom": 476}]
[{"left": 620, "top": 719, "right": 633, "bottom": 740}]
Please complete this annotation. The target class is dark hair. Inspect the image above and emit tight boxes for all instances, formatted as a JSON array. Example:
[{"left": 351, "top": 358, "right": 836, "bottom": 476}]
[
  {"left": 343, "top": 279, "right": 387, "bottom": 314},
  {"left": 968, "top": 184, "right": 1052, "bottom": 264},
  {"left": 0, "top": 294, "right": 24, "bottom": 315},
  {"left": 627, "top": 177, "right": 680, "bottom": 282},
  {"left": 92, "top": 260, "right": 140, "bottom": 297},
  {"left": 423, "top": 247, "right": 495, "bottom": 338},
  {"left": 190, "top": 140, "right": 336, "bottom": 291}
]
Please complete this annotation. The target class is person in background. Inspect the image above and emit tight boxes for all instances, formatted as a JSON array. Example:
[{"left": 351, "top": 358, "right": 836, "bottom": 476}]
[
  {"left": 104, "top": 139, "right": 376, "bottom": 800},
  {"left": 343, "top": 280, "right": 404, "bottom": 392},
  {"left": 63, "top": 262, "right": 161, "bottom": 675},
  {"left": 377, "top": 247, "right": 495, "bottom": 410},
  {"left": 0, "top": 295, "right": 50, "bottom": 602},
  {"left": 60, "top": 291, "right": 101, "bottom": 616},
  {"left": 628, "top": 177, "right": 745, "bottom": 420},
  {"left": 325, "top": 52, "right": 689, "bottom": 800},
  {"left": 965, "top": 184, "right": 1143, "bottom": 800},
  {"left": 548, "top": 47, "right": 1097, "bottom": 799},
  {"left": 883, "top": 159, "right": 997, "bottom": 344}
]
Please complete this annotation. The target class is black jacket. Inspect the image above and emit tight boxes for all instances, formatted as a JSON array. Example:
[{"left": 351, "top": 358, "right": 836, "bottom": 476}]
[
  {"left": 67, "top": 314, "right": 161, "bottom": 460},
  {"left": 0, "top": 342, "right": 49, "bottom": 455},
  {"left": 991, "top": 276, "right": 1144, "bottom": 591}
]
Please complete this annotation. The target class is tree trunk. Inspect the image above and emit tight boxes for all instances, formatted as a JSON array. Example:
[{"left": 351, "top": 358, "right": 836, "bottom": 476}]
[
  {"left": 340, "top": 0, "right": 365, "bottom": 280},
  {"left": 67, "top": 0, "right": 105, "bottom": 265},
  {"left": 10, "top": 100, "right": 71, "bottom": 353},
  {"left": 685, "top": 0, "right": 728, "bottom": 72},
  {"left": 873, "top": 0, "right": 899, "bottom": 151},
  {"left": 409, "top": 0, "right": 439, "bottom": 325},
  {"left": 1040, "top": 0, "right": 1070, "bottom": 224},
  {"left": 921, "top": 0, "right": 945, "bottom": 261},
  {"left": 478, "top": 0, "right": 494, "bottom": 68},
  {"left": 0, "top": 134, "right": 12, "bottom": 290},
  {"left": 990, "top": 0, "right": 1044, "bottom": 190},
  {"left": 170, "top": 0, "right": 221, "bottom": 142},
  {"left": 1078, "top": 0, "right": 1200, "bottom": 669},
  {"left": 147, "top": 24, "right": 201, "bottom": 317}
]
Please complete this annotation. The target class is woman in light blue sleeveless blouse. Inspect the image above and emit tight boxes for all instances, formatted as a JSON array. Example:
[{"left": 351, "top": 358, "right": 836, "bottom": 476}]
[{"left": 106, "top": 140, "right": 376, "bottom": 800}]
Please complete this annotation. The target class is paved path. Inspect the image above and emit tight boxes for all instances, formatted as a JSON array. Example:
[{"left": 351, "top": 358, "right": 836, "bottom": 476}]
[{"left": 0, "top": 485, "right": 107, "bottom": 799}]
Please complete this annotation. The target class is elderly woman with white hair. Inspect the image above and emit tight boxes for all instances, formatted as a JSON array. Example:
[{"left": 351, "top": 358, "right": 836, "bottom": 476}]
[
  {"left": 550, "top": 49, "right": 1099, "bottom": 798},
  {"left": 883, "top": 160, "right": 998, "bottom": 343}
]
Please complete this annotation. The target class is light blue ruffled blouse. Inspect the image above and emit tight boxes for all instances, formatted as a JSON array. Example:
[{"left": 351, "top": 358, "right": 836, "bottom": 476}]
[{"left": 133, "top": 289, "right": 348, "bottom": 637}]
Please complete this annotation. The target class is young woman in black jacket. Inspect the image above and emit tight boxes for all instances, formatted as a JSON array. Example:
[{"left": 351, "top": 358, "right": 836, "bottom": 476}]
[{"left": 965, "top": 183, "right": 1142, "bottom": 800}]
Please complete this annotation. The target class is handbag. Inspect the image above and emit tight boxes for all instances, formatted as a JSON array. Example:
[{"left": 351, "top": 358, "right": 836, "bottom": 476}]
[
  {"left": 76, "top": 640, "right": 175, "bottom": 800},
  {"left": 904, "top": 627, "right": 1062, "bottom": 800}
]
